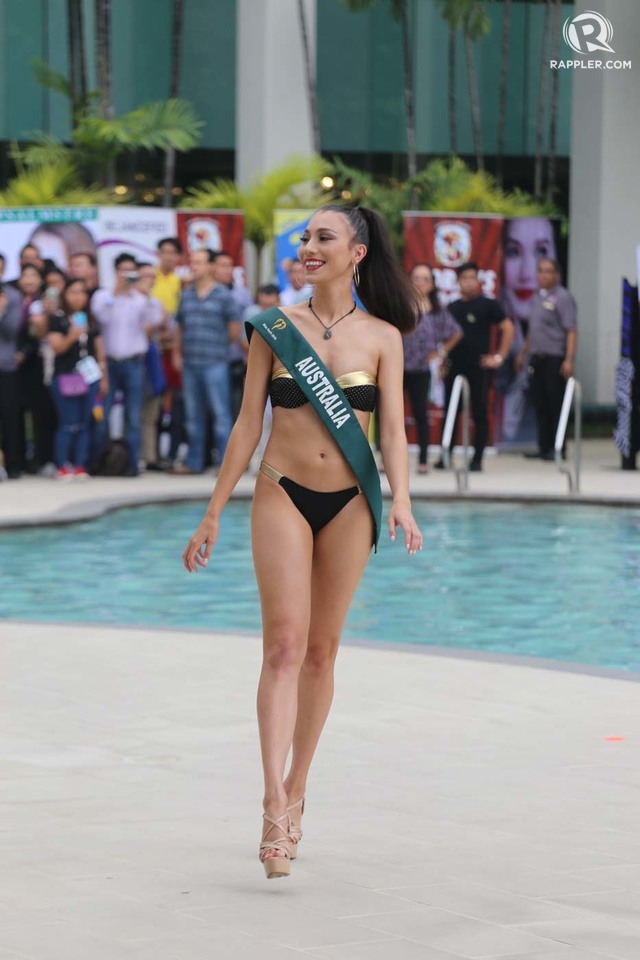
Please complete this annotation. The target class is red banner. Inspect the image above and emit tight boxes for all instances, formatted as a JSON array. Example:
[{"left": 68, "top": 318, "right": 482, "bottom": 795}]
[
  {"left": 176, "top": 211, "right": 245, "bottom": 266},
  {"left": 402, "top": 213, "right": 567, "bottom": 448},
  {"left": 403, "top": 213, "right": 504, "bottom": 303}
]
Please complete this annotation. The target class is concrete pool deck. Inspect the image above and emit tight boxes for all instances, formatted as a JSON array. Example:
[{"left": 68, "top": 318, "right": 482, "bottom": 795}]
[
  {"left": 2, "top": 438, "right": 640, "bottom": 958},
  {"left": 3, "top": 621, "right": 640, "bottom": 960}
]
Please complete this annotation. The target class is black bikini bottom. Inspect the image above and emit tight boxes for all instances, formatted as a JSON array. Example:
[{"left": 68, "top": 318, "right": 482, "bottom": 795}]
[{"left": 259, "top": 461, "right": 362, "bottom": 534}]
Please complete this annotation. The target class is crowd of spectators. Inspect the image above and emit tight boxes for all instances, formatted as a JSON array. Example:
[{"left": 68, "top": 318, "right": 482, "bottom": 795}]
[{"left": 0, "top": 237, "right": 577, "bottom": 481}]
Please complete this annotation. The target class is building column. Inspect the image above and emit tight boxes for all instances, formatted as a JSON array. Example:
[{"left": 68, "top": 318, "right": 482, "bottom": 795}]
[
  {"left": 236, "top": 0, "right": 317, "bottom": 188},
  {"left": 568, "top": 0, "right": 640, "bottom": 404}
]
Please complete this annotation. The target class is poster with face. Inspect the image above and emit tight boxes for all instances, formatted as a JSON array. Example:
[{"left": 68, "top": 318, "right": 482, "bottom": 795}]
[
  {"left": 497, "top": 217, "right": 566, "bottom": 446},
  {"left": 0, "top": 206, "right": 246, "bottom": 299},
  {"left": 0, "top": 208, "right": 100, "bottom": 282},
  {"left": 402, "top": 212, "right": 567, "bottom": 448}
]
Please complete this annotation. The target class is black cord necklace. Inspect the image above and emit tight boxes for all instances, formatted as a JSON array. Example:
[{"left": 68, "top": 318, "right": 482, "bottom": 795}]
[{"left": 308, "top": 297, "right": 357, "bottom": 339}]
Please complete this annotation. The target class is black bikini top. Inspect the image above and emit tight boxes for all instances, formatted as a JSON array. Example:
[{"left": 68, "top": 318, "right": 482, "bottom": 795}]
[{"left": 269, "top": 366, "right": 378, "bottom": 412}]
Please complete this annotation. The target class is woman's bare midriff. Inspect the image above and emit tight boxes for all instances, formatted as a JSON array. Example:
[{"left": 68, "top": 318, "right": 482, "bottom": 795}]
[{"left": 263, "top": 404, "right": 372, "bottom": 491}]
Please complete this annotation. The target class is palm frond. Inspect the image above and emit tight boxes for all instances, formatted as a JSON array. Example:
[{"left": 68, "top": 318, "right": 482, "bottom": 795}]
[
  {"left": 30, "top": 57, "right": 73, "bottom": 100},
  {"left": 14, "top": 134, "right": 73, "bottom": 169},
  {"left": 182, "top": 155, "right": 330, "bottom": 249},
  {"left": 410, "top": 157, "right": 558, "bottom": 217},
  {"left": 181, "top": 178, "right": 246, "bottom": 210},
  {"left": 0, "top": 163, "right": 111, "bottom": 207},
  {"left": 435, "top": 0, "right": 492, "bottom": 38},
  {"left": 249, "top": 155, "right": 330, "bottom": 232},
  {"left": 75, "top": 99, "right": 203, "bottom": 154},
  {"left": 341, "top": 0, "right": 376, "bottom": 11}
]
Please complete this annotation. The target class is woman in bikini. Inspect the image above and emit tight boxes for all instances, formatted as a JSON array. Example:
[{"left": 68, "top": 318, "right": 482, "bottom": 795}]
[{"left": 182, "top": 206, "right": 423, "bottom": 879}]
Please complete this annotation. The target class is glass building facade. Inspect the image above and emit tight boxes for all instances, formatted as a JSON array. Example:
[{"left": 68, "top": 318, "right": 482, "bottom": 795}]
[{"left": 0, "top": 0, "right": 573, "bottom": 199}]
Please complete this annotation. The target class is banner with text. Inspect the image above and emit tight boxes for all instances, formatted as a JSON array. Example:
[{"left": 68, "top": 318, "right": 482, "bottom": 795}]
[{"left": 0, "top": 206, "right": 245, "bottom": 290}]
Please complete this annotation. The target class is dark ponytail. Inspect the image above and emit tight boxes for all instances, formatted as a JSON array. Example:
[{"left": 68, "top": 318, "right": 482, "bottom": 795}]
[{"left": 320, "top": 205, "right": 420, "bottom": 333}]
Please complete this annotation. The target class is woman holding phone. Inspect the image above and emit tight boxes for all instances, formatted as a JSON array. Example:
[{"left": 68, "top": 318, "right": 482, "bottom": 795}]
[
  {"left": 182, "top": 206, "right": 423, "bottom": 880},
  {"left": 47, "top": 279, "right": 107, "bottom": 479}
]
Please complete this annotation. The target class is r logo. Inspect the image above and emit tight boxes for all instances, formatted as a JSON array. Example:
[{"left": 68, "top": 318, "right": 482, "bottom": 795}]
[{"left": 563, "top": 11, "right": 614, "bottom": 55}]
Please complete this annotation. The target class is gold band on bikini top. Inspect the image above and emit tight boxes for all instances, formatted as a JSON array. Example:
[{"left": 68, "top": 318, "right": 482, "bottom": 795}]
[{"left": 271, "top": 366, "right": 377, "bottom": 389}]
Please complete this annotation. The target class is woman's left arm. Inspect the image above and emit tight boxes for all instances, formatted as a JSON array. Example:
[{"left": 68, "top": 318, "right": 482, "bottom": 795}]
[
  {"left": 94, "top": 334, "right": 109, "bottom": 395},
  {"left": 378, "top": 325, "right": 423, "bottom": 555}
]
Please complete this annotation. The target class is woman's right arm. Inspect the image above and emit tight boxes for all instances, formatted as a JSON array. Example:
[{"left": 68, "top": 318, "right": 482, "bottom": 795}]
[
  {"left": 182, "top": 330, "right": 272, "bottom": 572},
  {"left": 48, "top": 325, "right": 84, "bottom": 356}
]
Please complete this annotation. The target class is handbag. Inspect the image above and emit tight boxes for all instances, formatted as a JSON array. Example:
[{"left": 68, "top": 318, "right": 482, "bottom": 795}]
[{"left": 58, "top": 372, "right": 89, "bottom": 397}]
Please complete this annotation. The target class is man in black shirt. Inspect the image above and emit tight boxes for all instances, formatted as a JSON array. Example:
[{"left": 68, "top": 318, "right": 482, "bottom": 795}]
[{"left": 437, "top": 262, "right": 514, "bottom": 471}]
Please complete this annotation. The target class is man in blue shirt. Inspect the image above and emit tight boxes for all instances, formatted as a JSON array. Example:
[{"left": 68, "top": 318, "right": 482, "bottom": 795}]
[{"left": 172, "top": 249, "right": 241, "bottom": 474}]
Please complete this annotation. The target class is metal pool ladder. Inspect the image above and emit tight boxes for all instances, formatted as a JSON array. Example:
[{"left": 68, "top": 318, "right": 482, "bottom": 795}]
[
  {"left": 442, "top": 375, "right": 470, "bottom": 492},
  {"left": 555, "top": 376, "right": 582, "bottom": 493}
]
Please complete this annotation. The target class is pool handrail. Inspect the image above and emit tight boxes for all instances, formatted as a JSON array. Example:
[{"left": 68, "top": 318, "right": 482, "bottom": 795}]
[
  {"left": 555, "top": 376, "right": 582, "bottom": 493},
  {"left": 442, "top": 374, "right": 470, "bottom": 492}
]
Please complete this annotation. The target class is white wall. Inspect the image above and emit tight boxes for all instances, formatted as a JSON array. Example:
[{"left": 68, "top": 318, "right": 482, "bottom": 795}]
[
  {"left": 236, "top": 0, "right": 316, "bottom": 188},
  {"left": 568, "top": 0, "right": 640, "bottom": 404}
]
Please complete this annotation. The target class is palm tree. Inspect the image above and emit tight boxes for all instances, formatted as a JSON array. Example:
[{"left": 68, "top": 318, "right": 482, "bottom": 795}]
[
  {"left": 534, "top": 0, "right": 552, "bottom": 198},
  {"left": 464, "top": 28, "right": 483, "bottom": 171},
  {"left": 181, "top": 155, "right": 332, "bottom": 289},
  {"left": 546, "top": 0, "right": 562, "bottom": 203},
  {"left": 436, "top": 0, "right": 491, "bottom": 173},
  {"left": 296, "top": 0, "right": 321, "bottom": 154},
  {"left": 24, "top": 60, "right": 202, "bottom": 193},
  {"left": 341, "top": 0, "right": 417, "bottom": 180},
  {"left": 66, "top": 0, "right": 85, "bottom": 122},
  {"left": 95, "top": 0, "right": 115, "bottom": 186},
  {"left": 448, "top": 25, "right": 458, "bottom": 153},
  {"left": 495, "top": 0, "right": 511, "bottom": 188},
  {"left": 163, "top": 0, "right": 186, "bottom": 206}
]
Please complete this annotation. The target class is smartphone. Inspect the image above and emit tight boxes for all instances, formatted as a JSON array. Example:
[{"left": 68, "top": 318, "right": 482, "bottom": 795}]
[
  {"left": 45, "top": 286, "right": 60, "bottom": 305},
  {"left": 73, "top": 311, "right": 88, "bottom": 328}
]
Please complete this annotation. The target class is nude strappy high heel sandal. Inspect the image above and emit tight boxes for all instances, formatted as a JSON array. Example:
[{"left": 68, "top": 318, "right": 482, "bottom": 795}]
[
  {"left": 259, "top": 812, "right": 292, "bottom": 879},
  {"left": 286, "top": 797, "right": 305, "bottom": 860}
]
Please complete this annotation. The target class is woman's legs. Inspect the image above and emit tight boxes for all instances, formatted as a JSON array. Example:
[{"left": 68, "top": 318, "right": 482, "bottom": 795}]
[
  {"left": 283, "top": 491, "right": 374, "bottom": 804},
  {"left": 251, "top": 473, "right": 314, "bottom": 848},
  {"left": 72, "top": 382, "right": 99, "bottom": 468},
  {"left": 404, "top": 370, "right": 431, "bottom": 465},
  {"left": 50, "top": 379, "right": 78, "bottom": 468}
]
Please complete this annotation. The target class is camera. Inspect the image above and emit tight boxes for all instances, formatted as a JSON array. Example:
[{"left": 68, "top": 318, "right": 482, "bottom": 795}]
[{"left": 125, "top": 272, "right": 140, "bottom": 284}]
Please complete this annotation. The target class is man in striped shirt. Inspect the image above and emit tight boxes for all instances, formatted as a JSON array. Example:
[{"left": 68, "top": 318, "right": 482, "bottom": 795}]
[{"left": 172, "top": 249, "right": 241, "bottom": 474}]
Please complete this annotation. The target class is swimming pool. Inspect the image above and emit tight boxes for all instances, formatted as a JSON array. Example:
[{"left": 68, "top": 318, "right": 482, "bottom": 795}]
[{"left": 1, "top": 500, "right": 639, "bottom": 671}]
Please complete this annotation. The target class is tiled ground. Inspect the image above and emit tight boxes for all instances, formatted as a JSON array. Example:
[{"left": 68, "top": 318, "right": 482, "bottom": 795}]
[{"left": 2, "top": 620, "right": 639, "bottom": 959}]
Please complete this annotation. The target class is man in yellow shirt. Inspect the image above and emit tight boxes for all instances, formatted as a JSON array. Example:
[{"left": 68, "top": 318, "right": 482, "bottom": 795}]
[
  {"left": 152, "top": 237, "right": 183, "bottom": 315},
  {"left": 152, "top": 237, "right": 184, "bottom": 466}
]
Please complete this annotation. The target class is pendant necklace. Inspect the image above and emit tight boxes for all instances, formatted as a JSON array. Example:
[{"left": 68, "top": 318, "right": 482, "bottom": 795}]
[{"left": 308, "top": 297, "right": 357, "bottom": 339}]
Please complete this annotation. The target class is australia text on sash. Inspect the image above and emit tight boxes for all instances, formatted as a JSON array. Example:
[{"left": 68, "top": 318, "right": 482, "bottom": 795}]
[{"left": 292, "top": 357, "right": 351, "bottom": 429}]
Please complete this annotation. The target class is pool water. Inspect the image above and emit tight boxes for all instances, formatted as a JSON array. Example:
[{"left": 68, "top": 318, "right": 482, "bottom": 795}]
[{"left": 1, "top": 501, "right": 639, "bottom": 671}]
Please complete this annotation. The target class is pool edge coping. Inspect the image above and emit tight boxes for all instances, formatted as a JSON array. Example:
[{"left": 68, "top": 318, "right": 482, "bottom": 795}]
[
  {"left": 2, "top": 487, "right": 640, "bottom": 532},
  {"left": 3, "top": 618, "right": 640, "bottom": 684}
]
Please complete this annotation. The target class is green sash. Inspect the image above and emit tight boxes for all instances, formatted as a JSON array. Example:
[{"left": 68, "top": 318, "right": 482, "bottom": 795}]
[{"left": 246, "top": 307, "right": 382, "bottom": 550}]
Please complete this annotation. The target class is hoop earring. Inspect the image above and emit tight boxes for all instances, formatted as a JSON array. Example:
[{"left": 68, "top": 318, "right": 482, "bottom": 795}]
[{"left": 353, "top": 263, "right": 360, "bottom": 287}]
